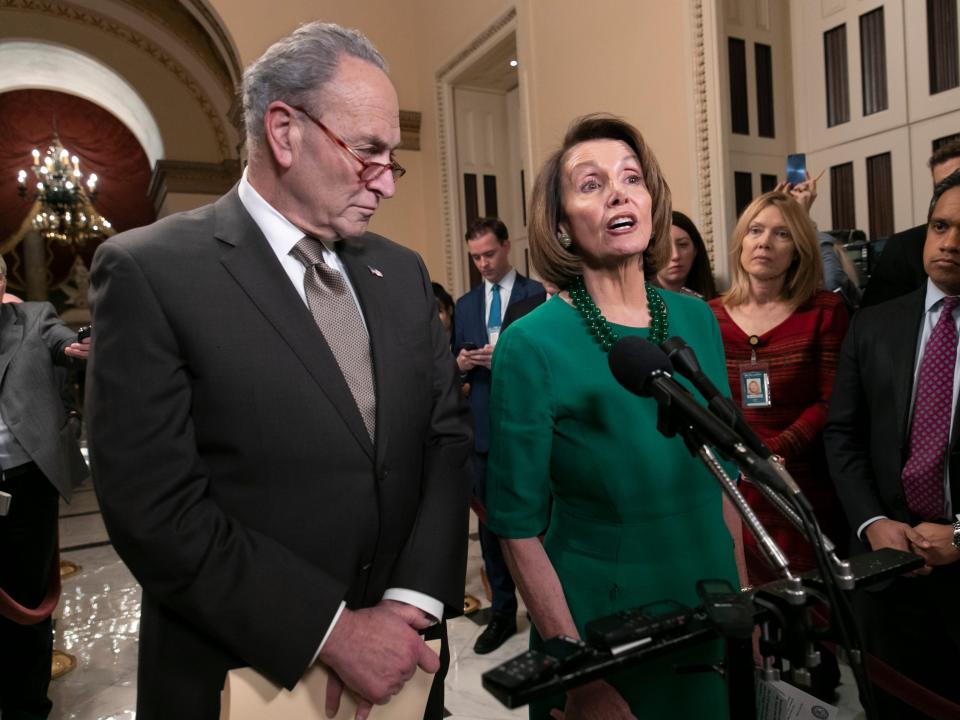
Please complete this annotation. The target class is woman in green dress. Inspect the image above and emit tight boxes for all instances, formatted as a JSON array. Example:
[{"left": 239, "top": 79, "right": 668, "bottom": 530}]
[{"left": 485, "top": 115, "right": 743, "bottom": 720}]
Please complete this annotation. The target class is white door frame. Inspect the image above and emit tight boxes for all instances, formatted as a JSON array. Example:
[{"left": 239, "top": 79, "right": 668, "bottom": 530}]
[{"left": 435, "top": 7, "right": 519, "bottom": 297}]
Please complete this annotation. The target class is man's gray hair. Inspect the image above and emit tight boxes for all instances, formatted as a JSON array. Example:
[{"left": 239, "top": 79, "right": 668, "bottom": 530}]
[
  {"left": 0, "top": 255, "right": 7, "bottom": 277},
  {"left": 242, "top": 22, "right": 387, "bottom": 147}
]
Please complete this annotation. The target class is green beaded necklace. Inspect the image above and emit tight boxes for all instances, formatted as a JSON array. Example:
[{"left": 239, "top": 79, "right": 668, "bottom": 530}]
[{"left": 568, "top": 275, "right": 669, "bottom": 352}]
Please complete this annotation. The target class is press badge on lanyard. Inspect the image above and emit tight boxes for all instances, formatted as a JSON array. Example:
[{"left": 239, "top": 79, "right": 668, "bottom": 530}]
[{"left": 740, "top": 334, "right": 772, "bottom": 408}]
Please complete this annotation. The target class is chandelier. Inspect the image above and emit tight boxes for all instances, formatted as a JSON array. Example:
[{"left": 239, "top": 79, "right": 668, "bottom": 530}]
[{"left": 16, "top": 137, "right": 112, "bottom": 246}]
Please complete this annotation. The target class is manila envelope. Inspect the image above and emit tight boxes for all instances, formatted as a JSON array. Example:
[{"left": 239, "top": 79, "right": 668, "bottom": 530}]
[{"left": 220, "top": 639, "right": 441, "bottom": 720}]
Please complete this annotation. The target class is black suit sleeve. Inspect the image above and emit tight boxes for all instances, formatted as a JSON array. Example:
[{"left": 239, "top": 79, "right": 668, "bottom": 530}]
[
  {"left": 87, "top": 242, "right": 343, "bottom": 688},
  {"left": 823, "top": 312, "right": 887, "bottom": 534},
  {"left": 861, "top": 226, "right": 926, "bottom": 307},
  {"left": 386, "top": 256, "right": 472, "bottom": 616}
]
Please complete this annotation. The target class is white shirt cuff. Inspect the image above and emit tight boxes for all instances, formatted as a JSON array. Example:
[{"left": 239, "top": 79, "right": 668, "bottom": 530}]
[
  {"left": 310, "top": 601, "right": 346, "bottom": 666},
  {"left": 382, "top": 588, "right": 444, "bottom": 625},
  {"left": 857, "top": 515, "right": 888, "bottom": 541}
]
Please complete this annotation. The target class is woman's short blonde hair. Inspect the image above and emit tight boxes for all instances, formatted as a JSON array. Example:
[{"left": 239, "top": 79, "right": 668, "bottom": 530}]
[
  {"left": 528, "top": 114, "right": 672, "bottom": 289},
  {"left": 723, "top": 191, "right": 823, "bottom": 309}
]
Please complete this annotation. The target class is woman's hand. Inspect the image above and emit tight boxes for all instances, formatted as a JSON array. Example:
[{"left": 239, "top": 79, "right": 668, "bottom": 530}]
[
  {"left": 774, "top": 172, "right": 818, "bottom": 214},
  {"left": 550, "top": 680, "right": 636, "bottom": 720}
]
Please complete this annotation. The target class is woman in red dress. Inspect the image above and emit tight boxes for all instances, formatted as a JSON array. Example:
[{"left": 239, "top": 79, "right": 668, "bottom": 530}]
[{"left": 709, "top": 190, "right": 850, "bottom": 584}]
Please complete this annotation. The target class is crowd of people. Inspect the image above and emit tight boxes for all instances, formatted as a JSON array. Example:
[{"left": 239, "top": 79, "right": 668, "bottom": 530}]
[
  {"left": 441, "top": 122, "right": 960, "bottom": 718},
  {"left": 4, "top": 17, "right": 960, "bottom": 720}
]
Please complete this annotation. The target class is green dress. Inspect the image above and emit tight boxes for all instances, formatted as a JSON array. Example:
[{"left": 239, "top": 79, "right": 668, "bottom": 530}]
[{"left": 485, "top": 290, "right": 738, "bottom": 719}]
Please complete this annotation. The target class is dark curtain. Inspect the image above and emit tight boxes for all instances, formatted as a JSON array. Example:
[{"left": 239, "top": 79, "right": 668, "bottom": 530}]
[
  {"left": 728, "top": 38, "right": 749, "bottom": 135},
  {"left": 830, "top": 163, "right": 856, "bottom": 231},
  {"left": 928, "top": 0, "right": 960, "bottom": 94},
  {"left": 0, "top": 89, "right": 155, "bottom": 290},
  {"left": 755, "top": 43, "right": 775, "bottom": 138},
  {"left": 860, "top": 8, "right": 889, "bottom": 116},
  {"left": 824, "top": 25, "right": 850, "bottom": 127},
  {"left": 866, "top": 153, "right": 894, "bottom": 242},
  {"left": 734, "top": 171, "right": 753, "bottom": 219}
]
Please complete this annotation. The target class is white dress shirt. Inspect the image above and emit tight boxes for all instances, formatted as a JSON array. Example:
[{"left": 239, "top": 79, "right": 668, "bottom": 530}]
[
  {"left": 858, "top": 279, "right": 960, "bottom": 538},
  {"left": 238, "top": 171, "right": 443, "bottom": 655}
]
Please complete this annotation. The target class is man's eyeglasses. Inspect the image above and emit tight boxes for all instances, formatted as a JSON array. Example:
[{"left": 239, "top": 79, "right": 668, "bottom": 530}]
[{"left": 291, "top": 105, "right": 406, "bottom": 183}]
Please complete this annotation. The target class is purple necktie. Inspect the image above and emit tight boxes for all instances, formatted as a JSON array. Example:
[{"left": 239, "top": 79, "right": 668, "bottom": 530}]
[{"left": 902, "top": 295, "right": 960, "bottom": 519}]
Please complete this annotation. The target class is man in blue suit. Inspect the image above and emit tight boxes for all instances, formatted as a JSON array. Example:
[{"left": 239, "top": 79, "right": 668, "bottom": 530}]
[{"left": 454, "top": 217, "right": 543, "bottom": 654}]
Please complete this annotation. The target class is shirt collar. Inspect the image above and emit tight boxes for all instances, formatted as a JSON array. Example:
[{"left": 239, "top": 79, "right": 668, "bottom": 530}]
[
  {"left": 485, "top": 268, "right": 516, "bottom": 295},
  {"left": 238, "top": 168, "right": 337, "bottom": 256},
  {"left": 924, "top": 277, "right": 959, "bottom": 314}
]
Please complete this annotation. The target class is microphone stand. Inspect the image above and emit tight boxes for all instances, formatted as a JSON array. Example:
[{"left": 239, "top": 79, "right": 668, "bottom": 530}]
[
  {"left": 746, "top": 466, "right": 855, "bottom": 590},
  {"left": 655, "top": 402, "right": 813, "bottom": 720},
  {"left": 654, "top": 403, "right": 804, "bottom": 598}
]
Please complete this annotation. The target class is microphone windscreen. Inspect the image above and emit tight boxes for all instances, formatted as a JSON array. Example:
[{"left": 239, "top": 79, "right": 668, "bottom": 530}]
[{"left": 608, "top": 336, "right": 672, "bottom": 397}]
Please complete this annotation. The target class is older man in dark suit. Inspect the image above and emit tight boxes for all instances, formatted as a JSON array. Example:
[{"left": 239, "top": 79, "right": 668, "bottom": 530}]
[
  {"left": 86, "top": 22, "right": 471, "bottom": 720},
  {"left": 825, "top": 170, "right": 960, "bottom": 717},
  {"left": 0, "top": 255, "right": 89, "bottom": 719}
]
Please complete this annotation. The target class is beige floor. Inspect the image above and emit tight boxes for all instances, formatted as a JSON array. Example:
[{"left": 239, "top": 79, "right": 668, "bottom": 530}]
[{"left": 48, "top": 477, "right": 865, "bottom": 719}]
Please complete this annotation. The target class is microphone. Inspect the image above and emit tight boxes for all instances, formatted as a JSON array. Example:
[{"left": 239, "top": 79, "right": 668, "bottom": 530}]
[
  {"left": 608, "top": 337, "right": 743, "bottom": 453},
  {"left": 660, "top": 336, "right": 772, "bottom": 459},
  {"left": 608, "top": 337, "right": 794, "bottom": 497}
]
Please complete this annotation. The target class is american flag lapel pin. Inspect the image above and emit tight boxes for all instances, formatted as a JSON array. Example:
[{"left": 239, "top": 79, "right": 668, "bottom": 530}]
[{"left": 367, "top": 265, "right": 384, "bottom": 277}]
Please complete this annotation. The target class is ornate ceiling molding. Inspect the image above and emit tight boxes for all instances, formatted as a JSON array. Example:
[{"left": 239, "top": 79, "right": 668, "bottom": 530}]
[
  {"left": 0, "top": 0, "right": 233, "bottom": 160},
  {"left": 399, "top": 110, "right": 421, "bottom": 151},
  {"left": 147, "top": 158, "right": 240, "bottom": 214}
]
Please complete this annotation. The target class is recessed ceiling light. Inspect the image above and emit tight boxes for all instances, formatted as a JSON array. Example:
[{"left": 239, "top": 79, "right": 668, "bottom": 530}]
[{"left": 509, "top": 59, "right": 518, "bottom": 68}]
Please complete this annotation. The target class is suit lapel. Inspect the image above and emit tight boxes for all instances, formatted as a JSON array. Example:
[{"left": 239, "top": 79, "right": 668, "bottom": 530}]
[
  {"left": 475, "top": 284, "right": 488, "bottom": 343},
  {"left": 892, "top": 289, "right": 928, "bottom": 448},
  {"left": 0, "top": 305, "right": 23, "bottom": 386},
  {"left": 338, "top": 240, "right": 391, "bottom": 463},
  {"left": 213, "top": 190, "right": 374, "bottom": 459}
]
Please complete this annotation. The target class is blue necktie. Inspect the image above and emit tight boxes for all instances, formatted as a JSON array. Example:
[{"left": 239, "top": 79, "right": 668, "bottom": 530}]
[{"left": 488, "top": 283, "right": 502, "bottom": 332}]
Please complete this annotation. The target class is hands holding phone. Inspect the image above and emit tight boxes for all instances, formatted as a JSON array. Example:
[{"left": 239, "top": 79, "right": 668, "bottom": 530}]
[
  {"left": 457, "top": 342, "right": 494, "bottom": 372},
  {"left": 775, "top": 170, "right": 818, "bottom": 214},
  {"left": 64, "top": 324, "right": 92, "bottom": 360}
]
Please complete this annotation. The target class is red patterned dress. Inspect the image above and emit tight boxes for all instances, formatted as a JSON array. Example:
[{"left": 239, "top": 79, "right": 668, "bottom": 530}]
[{"left": 709, "top": 291, "right": 850, "bottom": 583}]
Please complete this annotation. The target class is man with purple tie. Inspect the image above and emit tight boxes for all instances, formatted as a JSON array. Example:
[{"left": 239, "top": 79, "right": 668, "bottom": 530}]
[{"left": 825, "top": 169, "right": 960, "bottom": 718}]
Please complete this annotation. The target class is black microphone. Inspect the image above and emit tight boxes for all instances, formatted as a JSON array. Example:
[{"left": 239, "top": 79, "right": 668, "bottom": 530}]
[
  {"left": 660, "top": 336, "right": 772, "bottom": 459},
  {"left": 608, "top": 336, "right": 794, "bottom": 497},
  {"left": 608, "top": 337, "right": 743, "bottom": 452}
]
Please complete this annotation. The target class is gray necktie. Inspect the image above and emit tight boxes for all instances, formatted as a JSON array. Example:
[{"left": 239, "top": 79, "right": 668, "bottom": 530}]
[{"left": 292, "top": 237, "right": 376, "bottom": 439}]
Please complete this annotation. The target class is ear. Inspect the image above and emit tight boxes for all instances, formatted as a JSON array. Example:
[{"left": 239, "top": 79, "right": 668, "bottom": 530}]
[
  {"left": 262, "top": 101, "right": 299, "bottom": 170},
  {"left": 503, "top": 238, "right": 512, "bottom": 253}
]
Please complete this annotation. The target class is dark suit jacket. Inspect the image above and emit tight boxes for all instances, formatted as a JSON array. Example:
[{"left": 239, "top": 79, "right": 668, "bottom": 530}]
[
  {"left": 860, "top": 223, "right": 927, "bottom": 307},
  {"left": 453, "top": 274, "right": 544, "bottom": 453},
  {"left": 86, "top": 187, "right": 472, "bottom": 719},
  {"left": 501, "top": 291, "right": 547, "bottom": 331},
  {"left": 0, "top": 302, "right": 87, "bottom": 500},
  {"left": 824, "top": 287, "right": 960, "bottom": 551}
]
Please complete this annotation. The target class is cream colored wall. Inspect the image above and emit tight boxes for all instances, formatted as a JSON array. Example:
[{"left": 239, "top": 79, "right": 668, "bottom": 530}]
[
  {"left": 208, "top": 0, "right": 702, "bottom": 288},
  {"left": 519, "top": 0, "right": 699, "bottom": 213}
]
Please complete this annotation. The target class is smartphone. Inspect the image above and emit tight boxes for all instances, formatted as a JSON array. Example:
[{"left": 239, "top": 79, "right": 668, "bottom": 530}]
[
  {"left": 77, "top": 325, "right": 92, "bottom": 342},
  {"left": 786, "top": 153, "right": 807, "bottom": 186},
  {"left": 460, "top": 342, "right": 478, "bottom": 352}
]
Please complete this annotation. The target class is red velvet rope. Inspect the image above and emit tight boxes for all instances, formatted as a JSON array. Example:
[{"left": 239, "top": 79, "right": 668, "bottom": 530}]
[
  {"left": 809, "top": 606, "right": 960, "bottom": 719},
  {"left": 0, "top": 531, "right": 61, "bottom": 625}
]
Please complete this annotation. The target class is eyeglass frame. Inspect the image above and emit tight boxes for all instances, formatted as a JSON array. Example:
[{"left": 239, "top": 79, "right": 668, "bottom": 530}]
[{"left": 290, "top": 105, "right": 406, "bottom": 183}]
